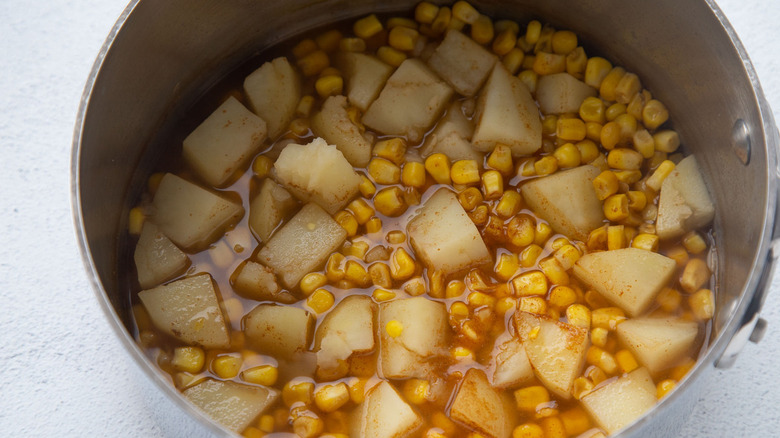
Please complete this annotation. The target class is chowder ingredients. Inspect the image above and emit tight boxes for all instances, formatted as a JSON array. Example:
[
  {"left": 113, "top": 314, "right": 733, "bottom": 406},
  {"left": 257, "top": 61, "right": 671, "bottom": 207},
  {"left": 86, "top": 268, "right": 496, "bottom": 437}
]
[{"left": 126, "top": 2, "right": 717, "bottom": 437}]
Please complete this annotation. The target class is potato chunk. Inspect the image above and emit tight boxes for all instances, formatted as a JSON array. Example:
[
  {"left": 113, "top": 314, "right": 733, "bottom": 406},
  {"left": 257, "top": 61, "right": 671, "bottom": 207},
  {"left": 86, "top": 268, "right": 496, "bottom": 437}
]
[
  {"left": 489, "top": 336, "right": 534, "bottom": 389},
  {"left": 420, "top": 100, "right": 483, "bottom": 163},
  {"left": 315, "top": 295, "right": 376, "bottom": 370},
  {"left": 134, "top": 222, "right": 189, "bottom": 289},
  {"left": 248, "top": 178, "right": 298, "bottom": 243},
  {"left": 450, "top": 369, "right": 515, "bottom": 438},
  {"left": 350, "top": 380, "right": 423, "bottom": 438},
  {"left": 378, "top": 297, "right": 449, "bottom": 379},
  {"left": 514, "top": 312, "right": 589, "bottom": 400},
  {"left": 138, "top": 273, "right": 230, "bottom": 349},
  {"left": 244, "top": 57, "right": 301, "bottom": 139},
  {"left": 472, "top": 64, "right": 542, "bottom": 156},
  {"left": 337, "top": 52, "right": 394, "bottom": 111},
  {"left": 183, "top": 379, "right": 279, "bottom": 434},
  {"left": 244, "top": 303, "right": 314, "bottom": 359},
  {"left": 151, "top": 173, "right": 244, "bottom": 251},
  {"left": 573, "top": 248, "right": 676, "bottom": 317},
  {"left": 311, "top": 95, "right": 373, "bottom": 167},
  {"left": 273, "top": 137, "right": 361, "bottom": 215},
  {"left": 520, "top": 165, "right": 604, "bottom": 241},
  {"left": 427, "top": 30, "right": 498, "bottom": 97},
  {"left": 363, "top": 59, "right": 454, "bottom": 142},
  {"left": 536, "top": 73, "right": 597, "bottom": 114},
  {"left": 616, "top": 317, "right": 699, "bottom": 375},
  {"left": 656, "top": 155, "right": 715, "bottom": 240},
  {"left": 182, "top": 96, "right": 267, "bottom": 187},
  {"left": 231, "top": 260, "right": 295, "bottom": 303},
  {"left": 581, "top": 367, "right": 657, "bottom": 434},
  {"left": 256, "top": 202, "right": 347, "bottom": 288},
  {"left": 407, "top": 189, "right": 491, "bottom": 275}
]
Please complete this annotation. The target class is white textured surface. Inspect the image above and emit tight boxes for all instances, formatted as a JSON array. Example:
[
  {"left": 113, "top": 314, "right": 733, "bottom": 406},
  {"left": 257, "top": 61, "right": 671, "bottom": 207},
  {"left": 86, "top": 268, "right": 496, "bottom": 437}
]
[{"left": 0, "top": 0, "right": 778, "bottom": 436}]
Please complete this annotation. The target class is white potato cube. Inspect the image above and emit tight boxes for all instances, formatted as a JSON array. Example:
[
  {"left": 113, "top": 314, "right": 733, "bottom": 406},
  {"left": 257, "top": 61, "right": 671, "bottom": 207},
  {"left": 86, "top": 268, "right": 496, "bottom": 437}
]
[
  {"left": 520, "top": 165, "right": 604, "bottom": 241},
  {"left": 514, "top": 312, "right": 589, "bottom": 400},
  {"left": 407, "top": 188, "right": 491, "bottom": 275},
  {"left": 182, "top": 96, "right": 267, "bottom": 187},
  {"left": 489, "top": 336, "right": 535, "bottom": 389},
  {"left": 427, "top": 30, "right": 498, "bottom": 97},
  {"left": 573, "top": 248, "right": 677, "bottom": 317},
  {"left": 311, "top": 95, "right": 373, "bottom": 167},
  {"left": 138, "top": 273, "right": 230, "bottom": 349},
  {"left": 581, "top": 367, "right": 657, "bottom": 434},
  {"left": 231, "top": 260, "right": 295, "bottom": 303},
  {"left": 472, "top": 64, "right": 542, "bottom": 157},
  {"left": 151, "top": 173, "right": 244, "bottom": 251},
  {"left": 616, "top": 317, "right": 699, "bottom": 375},
  {"left": 256, "top": 202, "right": 347, "bottom": 288},
  {"left": 244, "top": 303, "right": 314, "bottom": 359},
  {"left": 451, "top": 369, "right": 515, "bottom": 438},
  {"left": 350, "top": 380, "right": 423, "bottom": 438},
  {"left": 244, "top": 57, "right": 301, "bottom": 139},
  {"left": 249, "top": 178, "right": 298, "bottom": 243},
  {"left": 315, "top": 295, "right": 376, "bottom": 370},
  {"left": 378, "top": 297, "right": 449, "bottom": 379},
  {"left": 183, "top": 379, "right": 279, "bottom": 434},
  {"left": 134, "top": 222, "right": 189, "bottom": 289},
  {"left": 273, "top": 137, "right": 361, "bottom": 214},
  {"left": 656, "top": 155, "right": 715, "bottom": 240},
  {"left": 363, "top": 59, "right": 454, "bottom": 142},
  {"left": 421, "top": 100, "right": 483, "bottom": 163},
  {"left": 337, "top": 52, "right": 394, "bottom": 111},
  {"left": 536, "top": 73, "right": 597, "bottom": 115}
]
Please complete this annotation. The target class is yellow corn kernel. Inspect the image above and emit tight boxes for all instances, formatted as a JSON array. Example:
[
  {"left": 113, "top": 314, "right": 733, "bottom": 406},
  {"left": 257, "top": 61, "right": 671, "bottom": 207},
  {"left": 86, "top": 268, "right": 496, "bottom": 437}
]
[
  {"left": 429, "top": 412, "right": 457, "bottom": 437},
  {"left": 605, "top": 103, "right": 626, "bottom": 121},
  {"left": 449, "top": 302, "right": 470, "bottom": 321},
  {"left": 642, "top": 99, "right": 669, "bottom": 129},
  {"left": 648, "top": 150, "right": 668, "bottom": 170},
  {"left": 614, "top": 170, "right": 642, "bottom": 185},
  {"left": 615, "top": 349, "right": 639, "bottom": 373},
  {"left": 425, "top": 153, "right": 452, "bottom": 184},
  {"left": 372, "top": 288, "right": 396, "bottom": 302},
  {"left": 373, "top": 138, "right": 407, "bottom": 165},
  {"left": 682, "top": 231, "right": 708, "bottom": 254},
  {"left": 213, "top": 355, "right": 242, "bottom": 379},
  {"left": 572, "top": 377, "right": 594, "bottom": 401},
  {"left": 451, "top": 160, "right": 481, "bottom": 185},
  {"left": 553, "top": 143, "right": 581, "bottom": 168},
  {"left": 333, "top": 210, "right": 359, "bottom": 237},
  {"left": 495, "top": 297, "right": 517, "bottom": 315},
  {"left": 257, "top": 415, "right": 275, "bottom": 433},
  {"left": 519, "top": 296, "right": 547, "bottom": 315},
  {"left": 432, "top": 6, "right": 454, "bottom": 34},
  {"left": 400, "top": 161, "right": 426, "bottom": 189},
  {"left": 471, "top": 14, "right": 495, "bottom": 44},
  {"left": 600, "top": 121, "right": 621, "bottom": 150},
  {"left": 607, "top": 224, "right": 626, "bottom": 250},
  {"left": 172, "top": 346, "right": 205, "bottom": 373},
  {"left": 512, "top": 270, "right": 548, "bottom": 297},
  {"left": 469, "top": 204, "right": 489, "bottom": 225},
  {"left": 654, "top": 287, "right": 681, "bottom": 313},
  {"left": 656, "top": 379, "right": 677, "bottom": 399},
  {"left": 367, "top": 157, "right": 401, "bottom": 185},
  {"left": 680, "top": 258, "right": 710, "bottom": 293},
  {"left": 542, "top": 114, "right": 558, "bottom": 135},
  {"left": 653, "top": 130, "right": 680, "bottom": 153},
  {"left": 520, "top": 244, "right": 543, "bottom": 267},
  {"left": 590, "top": 326, "right": 608, "bottom": 348},
  {"left": 631, "top": 233, "right": 659, "bottom": 252},
  {"left": 354, "top": 14, "right": 383, "bottom": 39},
  {"left": 128, "top": 206, "right": 145, "bottom": 235},
  {"left": 592, "top": 170, "right": 619, "bottom": 201},
  {"left": 343, "top": 241, "right": 370, "bottom": 261},
  {"left": 599, "top": 66, "right": 626, "bottom": 102},
  {"left": 481, "top": 169, "right": 504, "bottom": 200},
  {"left": 487, "top": 143, "right": 514, "bottom": 176},
  {"left": 560, "top": 408, "right": 591, "bottom": 436},
  {"left": 457, "top": 187, "right": 483, "bottom": 212},
  {"left": 242, "top": 426, "right": 264, "bottom": 438},
  {"left": 344, "top": 260, "right": 370, "bottom": 287},
  {"left": 603, "top": 194, "right": 629, "bottom": 222},
  {"left": 539, "top": 257, "right": 569, "bottom": 285},
  {"left": 518, "top": 69, "right": 538, "bottom": 93},
  {"left": 607, "top": 147, "right": 643, "bottom": 170},
  {"left": 578, "top": 96, "right": 606, "bottom": 124},
  {"left": 689, "top": 288, "right": 715, "bottom": 320},
  {"left": 314, "top": 382, "right": 350, "bottom": 413},
  {"left": 242, "top": 364, "right": 279, "bottom": 386},
  {"left": 494, "top": 253, "right": 520, "bottom": 281},
  {"left": 533, "top": 223, "right": 552, "bottom": 247},
  {"left": 540, "top": 417, "right": 566, "bottom": 438},
  {"left": 353, "top": 175, "right": 374, "bottom": 199},
  {"left": 585, "top": 123, "right": 604, "bottom": 143},
  {"left": 533, "top": 24, "right": 554, "bottom": 53},
  {"left": 614, "top": 73, "right": 641, "bottom": 105},
  {"left": 554, "top": 244, "right": 580, "bottom": 270},
  {"left": 452, "top": 346, "right": 475, "bottom": 360},
  {"left": 584, "top": 56, "right": 613, "bottom": 88},
  {"left": 549, "top": 286, "right": 577, "bottom": 309},
  {"left": 415, "top": 1, "right": 439, "bottom": 23},
  {"left": 372, "top": 187, "right": 405, "bottom": 217},
  {"left": 287, "top": 117, "right": 309, "bottom": 137},
  {"left": 523, "top": 19, "right": 542, "bottom": 44},
  {"left": 493, "top": 28, "right": 517, "bottom": 55},
  {"left": 293, "top": 38, "right": 317, "bottom": 58},
  {"left": 376, "top": 45, "right": 407, "bottom": 67},
  {"left": 566, "top": 46, "right": 587, "bottom": 79},
  {"left": 293, "top": 415, "right": 324, "bottom": 438},
  {"left": 566, "top": 304, "right": 591, "bottom": 329},
  {"left": 453, "top": 0, "right": 480, "bottom": 24},
  {"left": 339, "top": 37, "right": 366, "bottom": 53},
  {"left": 587, "top": 346, "right": 618, "bottom": 375},
  {"left": 496, "top": 191, "right": 523, "bottom": 218},
  {"left": 297, "top": 50, "right": 330, "bottom": 77},
  {"left": 551, "top": 30, "right": 577, "bottom": 55},
  {"left": 513, "top": 423, "right": 544, "bottom": 438},
  {"left": 514, "top": 385, "right": 550, "bottom": 412},
  {"left": 669, "top": 358, "right": 695, "bottom": 382},
  {"left": 534, "top": 155, "right": 558, "bottom": 176},
  {"left": 468, "top": 291, "right": 496, "bottom": 309},
  {"left": 386, "top": 319, "right": 404, "bottom": 337},
  {"left": 348, "top": 198, "right": 375, "bottom": 224},
  {"left": 586, "top": 225, "right": 607, "bottom": 251},
  {"left": 250, "top": 156, "right": 273, "bottom": 180},
  {"left": 573, "top": 141, "right": 597, "bottom": 165},
  {"left": 390, "top": 247, "right": 416, "bottom": 281},
  {"left": 502, "top": 47, "right": 525, "bottom": 74},
  {"left": 627, "top": 89, "right": 650, "bottom": 119},
  {"left": 315, "top": 74, "right": 343, "bottom": 98},
  {"left": 633, "top": 128, "right": 655, "bottom": 158},
  {"left": 344, "top": 378, "right": 368, "bottom": 405},
  {"left": 364, "top": 216, "right": 382, "bottom": 234},
  {"left": 388, "top": 26, "right": 420, "bottom": 52},
  {"left": 533, "top": 51, "right": 566, "bottom": 75},
  {"left": 307, "top": 289, "right": 335, "bottom": 314},
  {"left": 627, "top": 191, "right": 647, "bottom": 211},
  {"left": 403, "top": 379, "right": 431, "bottom": 405},
  {"left": 300, "top": 272, "right": 329, "bottom": 296}
]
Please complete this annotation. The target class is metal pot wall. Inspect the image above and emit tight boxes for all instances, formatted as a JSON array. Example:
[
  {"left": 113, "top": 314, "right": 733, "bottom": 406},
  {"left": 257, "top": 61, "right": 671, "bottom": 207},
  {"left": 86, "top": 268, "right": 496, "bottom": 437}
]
[{"left": 72, "top": 0, "right": 779, "bottom": 436}]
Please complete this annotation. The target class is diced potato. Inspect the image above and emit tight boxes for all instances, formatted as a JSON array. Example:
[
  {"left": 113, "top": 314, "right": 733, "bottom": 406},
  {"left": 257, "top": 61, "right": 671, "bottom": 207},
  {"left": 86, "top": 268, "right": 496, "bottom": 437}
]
[
  {"left": 514, "top": 312, "right": 589, "bottom": 400},
  {"left": 151, "top": 173, "right": 244, "bottom": 251},
  {"left": 489, "top": 336, "right": 535, "bottom": 389},
  {"left": 274, "top": 137, "right": 362, "bottom": 215},
  {"left": 472, "top": 64, "right": 542, "bottom": 157},
  {"left": 311, "top": 95, "right": 374, "bottom": 167},
  {"left": 420, "top": 100, "right": 483, "bottom": 163},
  {"left": 656, "top": 155, "right": 715, "bottom": 240},
  {"left": 407, "top": 188, "right": 491, "bottom": 275},
  {"left": 616, "top": 317, "right": 699, "bottom": 375},
  {"left": 138, "top": 273, "right": 230, "bottom": 349},
  {"left": 581, "top": 368, "right": 657, "bottom": 434},
  {"left": 315, "top": 295, "right": 376, "bottom": 369},
  {"left": 244, "top": 57, "right": 302, "bottom": 139},
  {"left": 256, "top": 202, "right": 347, "bottom": 288},
  {"left": 450, "top": 368, "right": 515, "bottom": 438},
  {"left": 520, "top": 165, "right": 604, "bottom": 241},
  {"left": 363, "top": 59, "right": 454, "bottom": 142},
  {"left": 378, "top": 296, "right": 449, "bottom": 379},
  {"left": 134, "top": 222, "right": 190, "bottom": 289},
  {"left": 350, "top": 380, "right": 423, "bottom": 438},
  {"left": 231, "top": 260, "right": 295, "bottom": 303},
  {"left": 183, "top": 379, "right": 279, "bottom": 434},
  {"left": 573, "top": 248, "right": 677, "bottom": 317},
  {"left": 336, "top": 52, "right": 394, "bottom": 111},
  {"left": 248, "top": 178, "right": 298, "bottom": 243},
  {"left": 536, "top": 73, "right": 597, "bottom": 115},
  {"left": 182, "top": 96, "right": 267, "bottom": 187},
  {"left": 427, "top": 29, "right": 498, "bottom": 96},
  {"left": 244, "top": 303, "right": 314, "bottom": 359}
]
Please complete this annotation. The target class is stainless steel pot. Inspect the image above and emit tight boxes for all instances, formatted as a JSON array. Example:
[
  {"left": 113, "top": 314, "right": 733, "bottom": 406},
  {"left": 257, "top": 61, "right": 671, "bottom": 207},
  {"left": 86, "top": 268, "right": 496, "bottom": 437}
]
[{"left": 71, "top": 0, "right": 779, "bottom": 436}]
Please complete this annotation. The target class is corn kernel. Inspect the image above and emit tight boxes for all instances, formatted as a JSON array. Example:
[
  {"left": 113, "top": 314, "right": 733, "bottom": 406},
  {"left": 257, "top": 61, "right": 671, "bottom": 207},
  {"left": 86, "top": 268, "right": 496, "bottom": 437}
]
[
  {"left": 502, "top": 47, "right": 525, "bottom": 74},
  {"left": 627, "top": 89, "right": 650, "bottom": 119},
  {"left": 400, "top": 161, "right": 426, "bottom": 188},
  {"left": 572, "top": 377, "right": 594, "bottom": 400},
  {"left": 554, "top": 244, "right": 580, "bottom": 270},
  {"left": 607, "top": 147, "right": 643, "bottom": 170},
  {"left": 534, "top": 155, "right": 558, "bottom": 176},
  {"left": 642, "top": 99, "right": 669, "bottom": 129},
  {"left": 560, "top": 407, "right": 590, "bottom": 436},
  {"left": 533, "top": 25, "right": 554, "bottom": 53},
  {"left": 314, "top": 382, "right": 350, "bottom": 413},
  {"left": 128, "top": 206, "right": 145, "bottom": 235},
  {"left": 376, "top": 45, "right": 406, "bottom": 67},
  {"left": 390, "top": 247, "right": 416, "bottom": 281},
  {"left": 682, "top": 231, "right": 708, "bottom": 254},
  {"left": 533, "top": 51, "right": 566, "bottom": 75},
  {"left": 402, "top": 378, "right": 431, "bottom": 405},
  {"left": 293, "top": 415, "right": 324, "bottom": 438},
  {"left": 363, "top": 216, "right": 381, "bottom": 234},
  {"left": 451, "top": 160, "right": 481, "bottom": 185},
  {"left": 371, "top": 288, "right": 396, "bottom": 302},
  {"left": 242, "top": 364, "right": 278, "bottom": 386},
  {"left": 493, "top": 28, "right": 517, "bottom": 55},
  {"left": 415, "top": 1, "right": 439, "bottom": 23},
  {"left": 242, "top": 426, "right": 264, "bottom": 438},
  {"left": 432, "top": 7, "right": 454, "bottom": 34},
  {"left": 590, "top": 327, "right": 608, "bottom": 348},
  {"left": 542, "top": 114, "right": 558, "bottom": 135},
  {"left": 347, "top": 198, "right": 374, "bottom": 224},
  {"left": 453, "top": 0, "right": 480, "bottom": 24},
  {"left": 603, "top": 194, "right": 629, "bottom": 222},
  {"left": 481, "top": 169, "right": 504, "bottom": 200},
  {"left": 566, "top": 304, "right": 591, "bottom": 329},
  {"left": 354, "top": 14, "right": 383, "bottom": 39},
  {"left": 297, "top": 50, "right": 330, "bottom": 77},
  {"left": 549, "top": 286, "right": 577, "bottom": 309},
  {"left": 345, "top": 377, "right": 368, "bottom": 404},
  {"left": 372, "top": 138, "right": 407, "bottom": 165},
  {"left": 513, "top": 423, "right": 544, "bottom": 438},
  {"left": 566, "top": 46, "right": 587, "bottom": 79},
  {"left": 585, "top": 123, "right": 603, "bottom": 143},
  {"left": 452, "top": 346, "right": 474, "bottom": 360},
  {"left": 540, "top": 417, "right": 566, "bottom": 438},
  {"left": 689, "top": 288, "right": 715, "bottom": 320},
  {"left": 469, "top": 204, "right": 489, "bottom": 225},
  {"left": 442, "top": 281, "right": 465, "bottom": 300},
  {"left": 511, "top": 270, "right": 547, "bottom": 297},
  {"left": 534, "top": 222, "right": 553, "bottom": 246},
  {"left": 519, "top": 296, "right": 547, "bottom": 314},
  {"left": 607, "top": 224, "right": 626, "bottom": 250},
  {"left": 670, "top": 358, "right": 695, "bottom": 381},
  {"left": 587, "top": 346, "right": 618, "bottom": 375},
  {"left": 495, "top": 191, "right": 522, "bottom": 219},
  {"left": 586, "top": 225, "right": 607, "bottom": 251},
  {"left": 367, "top": 157, "right": 401, "bottom": 185},
  {"left": 469, "top": 291, "right": 497, "bottom": 309},
  {"left": 553, "top": 143, "right": 581, "bottom": 168},
  {"left": 425, "top": 153, "right": 452, "bottom": 184},
  {"left": 539, "top": 257, "right": 569, "bottom": 286},
  {"left": 627, "top": 190, "right": 647, "bottom": 211},
  {"left": 551, "top": 30, "right": 577, "bottom": 55},
  {"left": 339, "top": 37, "right": 366, "bottom": 52},
  {"left": 494, "top": 252, "right": 519, "bottom": 281},
  {"left": 307, "top": 289, "right": 335, "bottom": 314},
  {"left": 599, "top": 121, "right": 621, "bottom": 150},
  {"left": 515, "top": 386, "right": 550, "bottom": 412},
  {"left": 315, "top": 74, "right": 343, "bottom": 98},
  {"left": 495, "top": 297, "right": 517, "bottom": 315},
  {"left": 592, "top": 170, "right": 619, "bottom": 201},
  {"left": 343, "top": 260, "right": 370, "bottom": 287},
  {"left": 372, "top": 187, "right": 405, "bottom": 217},
  {"left": 572, "top": 141, "right": 597, "bottom": 166},
  {"left": 518, "top": 69, "right": 538, "bottom": 93},
  {"left": 487, "top": 143, "right": 514, "bottom": 175},
  {"left": 213, "top": 355, "right": 242, "bottom": 379},
  {"left": 172, "top": 346, "right": 205, "bottom": 373},
  {"left": 386, "top": 319, "right": 404, "bottom": 337},
  {"left": 584, "top": 56, "right": 612, "bottom": 88},
  {"left": 614, "top": 73, "right": 641, "bottom": 105},
  {"left": 652, "top": 131, "right": 680, "bottom": 155},
  {"left": 578, "top": 96, "right": 606, "bottom": 125},
  {"left": 293, "top": 38, "right": 318, "bottom": 58},
  {"left": 389, "top": 26, "right": 420, "bottom": 52},
  {"left": 471, "top": 14, "right": 496, "bottom": 44},
  {"left": 520, "top": 244, "right": 543, "bottom": 267},
  {"left": 631, "top": 233, "right": 659, "bottom": 252},
  {"left": 300, "top": 272, "right": 329, "bottom": 296},
  {"left": 599, "top": 66, "right": 626, "bottom": 102},
  {"left": 657, "top": 379, "right": 677, "bottom": 398},
  {"left": 680, "top": 258, "right": 710, "bottom": 293},
  {"left": 524, "top": 20, "right": 542, "bottom": 44},
  {"left": 456, "top": 187, "right": 483, "bottom": 212},
  {"left": 615, "top": 349, "right": 639, "bottom": 373}
]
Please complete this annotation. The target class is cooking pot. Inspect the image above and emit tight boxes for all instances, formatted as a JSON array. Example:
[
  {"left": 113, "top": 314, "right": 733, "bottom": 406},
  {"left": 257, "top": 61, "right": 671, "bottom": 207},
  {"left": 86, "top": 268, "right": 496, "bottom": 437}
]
[{"left": 71, "top": 0, "right": 780, "bottom": 436}]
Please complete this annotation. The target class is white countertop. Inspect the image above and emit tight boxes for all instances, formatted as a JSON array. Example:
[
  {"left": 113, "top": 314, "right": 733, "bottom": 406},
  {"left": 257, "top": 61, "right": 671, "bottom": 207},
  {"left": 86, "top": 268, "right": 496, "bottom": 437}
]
[{"left": 1, "top": 0, "right": 778, "bottom": 436}]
